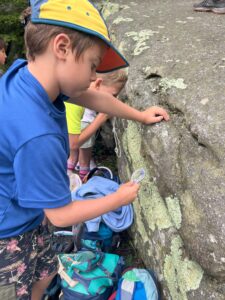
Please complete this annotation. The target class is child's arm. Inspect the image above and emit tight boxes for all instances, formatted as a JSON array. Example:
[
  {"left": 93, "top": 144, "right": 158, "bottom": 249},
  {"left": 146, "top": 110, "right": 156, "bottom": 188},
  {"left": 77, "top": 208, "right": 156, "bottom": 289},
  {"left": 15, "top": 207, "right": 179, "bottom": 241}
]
[
  {"left": 69, "top": 89, "right": 169, "bottom": 124},
  {"left": 44, "top": 181, "right": 139, "bottom": 227},
  {"left": 78, "top": 113, "right": 108, "bottom": 147}
]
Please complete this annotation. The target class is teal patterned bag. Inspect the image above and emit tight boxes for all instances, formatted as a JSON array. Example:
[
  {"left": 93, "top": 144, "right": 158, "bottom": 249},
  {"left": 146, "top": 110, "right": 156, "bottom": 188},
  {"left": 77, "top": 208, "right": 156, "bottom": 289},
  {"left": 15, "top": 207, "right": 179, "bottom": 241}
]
[{"left": 58, "top": 251, "right": 124, "bottom": 299}]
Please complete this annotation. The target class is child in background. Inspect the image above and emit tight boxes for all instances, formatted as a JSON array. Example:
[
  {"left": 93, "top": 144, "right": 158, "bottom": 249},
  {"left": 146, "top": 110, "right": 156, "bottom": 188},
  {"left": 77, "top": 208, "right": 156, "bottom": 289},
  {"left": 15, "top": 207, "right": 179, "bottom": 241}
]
[
  {"left": 79, "top": 69, "right": 127, "bottom": 180},
  {"left": 0, "top": 0, "right": 169, "bottom": 298},
  {"left": 65, "top": 102, "right": 109, "bottom": 176},
  {"left": 65, "top": 102, "right": 85, "bottom": 172},
  {"left": 0, "top": 38, "right": 7, "bottom": 77},
  {"left": 66, "top": 69, "right": 127, "bottom": 180}
]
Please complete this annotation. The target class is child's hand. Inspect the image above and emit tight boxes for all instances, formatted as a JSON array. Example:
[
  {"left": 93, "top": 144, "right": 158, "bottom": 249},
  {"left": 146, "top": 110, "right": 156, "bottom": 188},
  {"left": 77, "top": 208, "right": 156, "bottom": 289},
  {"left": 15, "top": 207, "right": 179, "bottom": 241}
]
[
  {"left": 95, "top": 113, "right": 110, "bottom": 124},
  {"left": 116, "top": 181, "right": 140, "bottom": 205},
  {"left": 97, "top": 113, "right": 110, "bottom": 122},
  {"left": 141, "top": 106, "right": 169, "bottom": 124}
]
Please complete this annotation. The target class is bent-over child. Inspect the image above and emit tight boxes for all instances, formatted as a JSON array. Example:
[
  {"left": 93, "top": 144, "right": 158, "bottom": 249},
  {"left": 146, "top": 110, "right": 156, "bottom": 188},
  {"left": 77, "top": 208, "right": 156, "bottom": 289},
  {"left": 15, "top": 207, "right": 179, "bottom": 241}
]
[
  {"left": 0, "top": 0, "right": 169, "bottom": 299},
  {"left": 65, "top": 102, "right": 109, "bottom": 176},
  {"left": 66, "top": 69, "right": 127, "bottom": 180},
  {"left": 79, "top": 69, "right": 128, "bottom": 179}
]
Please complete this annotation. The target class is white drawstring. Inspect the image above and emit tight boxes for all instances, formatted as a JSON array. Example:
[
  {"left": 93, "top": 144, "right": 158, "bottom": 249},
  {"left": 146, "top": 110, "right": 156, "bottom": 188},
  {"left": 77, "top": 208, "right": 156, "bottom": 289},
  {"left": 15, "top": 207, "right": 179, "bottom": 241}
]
[{"left": 112, "top": 117, "right": 122, "bottom": 158}]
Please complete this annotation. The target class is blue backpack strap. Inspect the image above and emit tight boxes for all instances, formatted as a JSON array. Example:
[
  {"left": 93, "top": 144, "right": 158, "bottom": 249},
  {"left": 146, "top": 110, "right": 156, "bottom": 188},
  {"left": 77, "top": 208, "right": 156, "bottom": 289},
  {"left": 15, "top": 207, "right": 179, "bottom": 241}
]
[
  {"left": 86, "top": 251, "right": 104, "bottom": 272},
  {"left": 72, "top": 271, "right": 113, "bottom": 296},
  {"left": 86, "top": 253, "right": 123, "bottom": 280},
  {"left": 63, "top": 284, "right": 113, "bottom": 300},
  {"left": 94, "top": 255, "right": 124, "bottom": 283},
  {"left": 96, "top": 262, "right": 112, "bottom": 277}
]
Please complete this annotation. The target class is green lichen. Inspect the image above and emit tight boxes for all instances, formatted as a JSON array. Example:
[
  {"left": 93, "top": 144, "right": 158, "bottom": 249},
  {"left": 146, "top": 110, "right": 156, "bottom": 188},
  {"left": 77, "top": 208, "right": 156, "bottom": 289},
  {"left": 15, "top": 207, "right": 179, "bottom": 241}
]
[
  {"left": 118, "top": 40, "right": 127, "bottom": 54},
  {"left": 164, "top": 236, "right": 204, "bottom": 300},
  {"left": 121, "top": 120, "right": 204, "bottom": 299},
  {"left": 113, "top": 17, "right": 133, "bottom": 25},
  {"left": 181, "top": 191, "right": 202, "bottom": 226},
  {"left": 122, "top": 121, "right": 172, "bottom": 231},
  {"left": 99, "top": 2, "right": 120, "bottom": 19},
  {"left": 120, "top": 5, "right": 130, "bottom": 10},
  {"left": 97, "top": 1, "right": 130, "bottom": 19},
  {"left": 160, "top": 78, "right": 187, "bottom": 92},
  {"left": 165, "top": 196, "right": 182, "bottom": 229},
  {"left": 125, "top": 30, "right": 158, "bottom": 56},
  {"left": 134, "top": 201, "right": 151, "bottom": 244}
]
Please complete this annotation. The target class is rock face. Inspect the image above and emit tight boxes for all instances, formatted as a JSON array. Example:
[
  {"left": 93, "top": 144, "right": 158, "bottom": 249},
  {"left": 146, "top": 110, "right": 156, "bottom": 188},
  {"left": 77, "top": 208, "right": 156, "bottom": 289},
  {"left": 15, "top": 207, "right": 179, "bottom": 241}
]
[{"left": 96, "top": 0, "right": 225, "bottom": 299}]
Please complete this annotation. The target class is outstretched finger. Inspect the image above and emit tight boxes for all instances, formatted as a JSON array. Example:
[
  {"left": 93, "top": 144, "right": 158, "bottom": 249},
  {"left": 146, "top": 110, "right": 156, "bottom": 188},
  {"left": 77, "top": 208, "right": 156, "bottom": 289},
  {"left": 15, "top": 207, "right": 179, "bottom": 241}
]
[
  {"left": 151, "top": 116, "right": 164, "bottom": 123},
  {"left": 155, "top": 108, "right": 169, "bottom": 121}
]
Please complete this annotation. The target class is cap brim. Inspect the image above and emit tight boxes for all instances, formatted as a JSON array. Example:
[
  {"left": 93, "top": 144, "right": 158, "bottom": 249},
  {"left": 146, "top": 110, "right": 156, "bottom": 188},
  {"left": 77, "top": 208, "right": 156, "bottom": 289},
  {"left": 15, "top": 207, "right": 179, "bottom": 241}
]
[
  {"left": 96, "top": 43, "right": 129, "bottom": 73},
  {"left": 31, "top": 17, "right": 129, "bottom": 73}
]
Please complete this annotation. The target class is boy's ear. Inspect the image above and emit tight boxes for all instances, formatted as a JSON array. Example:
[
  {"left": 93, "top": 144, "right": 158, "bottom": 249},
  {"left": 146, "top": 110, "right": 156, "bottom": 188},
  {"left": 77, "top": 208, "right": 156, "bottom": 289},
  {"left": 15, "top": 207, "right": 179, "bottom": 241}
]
[
  {"left": 94, "top": 78, "right": 103, "bottom": 90},
  {"left": 53, "top": 33, "right": 71, "bottom": 59}
]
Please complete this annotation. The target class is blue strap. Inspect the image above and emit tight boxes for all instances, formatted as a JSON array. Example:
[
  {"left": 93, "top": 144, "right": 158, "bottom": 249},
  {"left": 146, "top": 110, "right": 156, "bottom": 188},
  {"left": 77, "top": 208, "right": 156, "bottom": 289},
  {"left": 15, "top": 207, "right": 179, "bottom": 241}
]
[
  {"left": 72, "top": 271, "right": 113, "bottom": 283},
  {"left": 86, "top": 252, "right": 104, "bottom": 272},
  {"left": 72, "top": 271, "right": 113, "bottom": 296},
  {"left": 96, "top": 262, "right": 112, "bottom": 277}
]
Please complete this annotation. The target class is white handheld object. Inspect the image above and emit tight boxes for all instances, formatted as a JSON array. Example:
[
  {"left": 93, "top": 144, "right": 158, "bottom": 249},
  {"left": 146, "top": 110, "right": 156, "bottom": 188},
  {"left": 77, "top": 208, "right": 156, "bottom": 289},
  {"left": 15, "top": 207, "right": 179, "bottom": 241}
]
[
  {"left": 131, "top": 168, "right": 145, "bottom": 183},
  {"left": 53, "top": 231, "right": 73, "bottom": 236}
]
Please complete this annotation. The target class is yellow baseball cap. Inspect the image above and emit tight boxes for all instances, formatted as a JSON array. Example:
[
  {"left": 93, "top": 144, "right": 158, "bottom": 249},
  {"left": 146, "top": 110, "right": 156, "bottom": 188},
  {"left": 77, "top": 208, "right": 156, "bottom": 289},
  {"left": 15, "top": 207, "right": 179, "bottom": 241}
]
[{"left": 30, "top": 0, "right": 129, "bottom": 73}]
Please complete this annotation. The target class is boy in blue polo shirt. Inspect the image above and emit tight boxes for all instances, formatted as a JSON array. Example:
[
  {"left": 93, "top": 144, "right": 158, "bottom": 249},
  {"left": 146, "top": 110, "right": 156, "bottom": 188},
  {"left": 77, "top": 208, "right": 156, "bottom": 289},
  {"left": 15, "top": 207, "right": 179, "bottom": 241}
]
[{"left": 0, "top": 0, "right": 169, "bottom": 299}]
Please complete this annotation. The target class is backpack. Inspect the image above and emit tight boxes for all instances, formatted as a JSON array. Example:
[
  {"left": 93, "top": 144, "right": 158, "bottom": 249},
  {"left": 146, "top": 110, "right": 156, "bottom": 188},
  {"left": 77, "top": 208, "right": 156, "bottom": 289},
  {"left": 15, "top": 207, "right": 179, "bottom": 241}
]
[
  {"left": 108, "top": 268, "right": 160, "bottom": 300},
  {"left": 72, "top": 167, "right": 132, "bottom": 253},
  {"left": 83, "top": 166, "right": 121, "bottom": 184},
  {"left": 79, "top": 222, "right": 121, "bottom": 253},
  {"left": 42, "top": 229, "right": 76, "bottom": 300},
  {"left": 58, "top": 250, "right": 124, "bottom": 300}
]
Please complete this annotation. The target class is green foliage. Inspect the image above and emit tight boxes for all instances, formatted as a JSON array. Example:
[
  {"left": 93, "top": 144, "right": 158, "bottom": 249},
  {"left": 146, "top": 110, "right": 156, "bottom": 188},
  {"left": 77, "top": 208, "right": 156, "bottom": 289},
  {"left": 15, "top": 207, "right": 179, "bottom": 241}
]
[
  {"left": 0, "top": 0, "right": 27, "bottom": 68},
  {"left": 0, "top": 15, "right": 22, "bottom": 33}
]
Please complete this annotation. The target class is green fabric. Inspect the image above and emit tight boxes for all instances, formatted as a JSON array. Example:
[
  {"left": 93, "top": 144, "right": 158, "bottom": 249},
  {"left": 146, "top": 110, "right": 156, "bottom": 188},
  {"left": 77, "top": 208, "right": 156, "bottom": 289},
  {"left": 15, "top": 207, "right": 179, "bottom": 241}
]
[
  {"left": 59, "top": 251, "right": 100, "bottom": 272},
  {"left": 81, "top": 239, "right": 101, "bottom": 251},
  {"left": 123, "top": 270, "right": 139, "bottom": 282}
]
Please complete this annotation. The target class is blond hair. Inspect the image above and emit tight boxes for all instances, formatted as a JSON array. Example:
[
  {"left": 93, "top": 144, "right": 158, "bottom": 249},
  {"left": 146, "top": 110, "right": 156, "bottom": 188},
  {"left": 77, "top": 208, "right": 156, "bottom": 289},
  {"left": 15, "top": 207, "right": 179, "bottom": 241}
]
[
  {"left": 98, "top": 69, "right": 128, "bottom": 87},
  {"left": 24, "top": 22, "right": 100, "bottom": 61},
  {"left": 20, "top": 6, "right": 32, "bottom": 26}
]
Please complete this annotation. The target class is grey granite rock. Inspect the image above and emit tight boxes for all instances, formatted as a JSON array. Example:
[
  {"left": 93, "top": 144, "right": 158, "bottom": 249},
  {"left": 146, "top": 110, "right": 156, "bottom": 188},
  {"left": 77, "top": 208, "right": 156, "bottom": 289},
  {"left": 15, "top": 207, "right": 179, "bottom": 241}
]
[{"left": 96, "top": 0, "right": 225, "bottom": 299}]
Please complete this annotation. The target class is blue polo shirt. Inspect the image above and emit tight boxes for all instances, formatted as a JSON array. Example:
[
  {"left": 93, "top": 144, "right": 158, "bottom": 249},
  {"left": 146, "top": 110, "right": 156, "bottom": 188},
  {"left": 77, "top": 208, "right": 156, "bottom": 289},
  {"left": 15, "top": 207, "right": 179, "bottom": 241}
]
[{"left": 0, "top": 59, "right": 72, "bottom": 238}]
